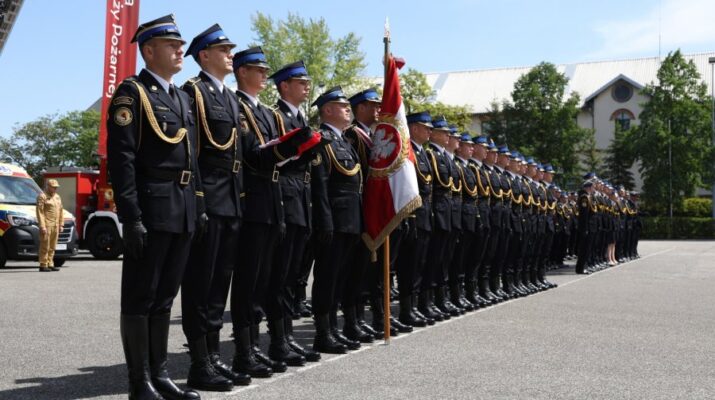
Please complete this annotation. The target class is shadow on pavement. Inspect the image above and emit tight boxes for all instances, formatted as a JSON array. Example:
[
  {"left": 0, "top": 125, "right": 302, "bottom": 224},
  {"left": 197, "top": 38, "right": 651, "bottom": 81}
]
[{"left": 1, "top": 351, "right": 191, "bottom": 400}]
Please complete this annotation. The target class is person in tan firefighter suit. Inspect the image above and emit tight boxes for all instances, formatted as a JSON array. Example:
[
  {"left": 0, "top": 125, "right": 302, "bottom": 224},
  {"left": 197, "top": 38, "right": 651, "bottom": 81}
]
[{"left": 36, "top": 179, "right": 63, "bottom": 272}]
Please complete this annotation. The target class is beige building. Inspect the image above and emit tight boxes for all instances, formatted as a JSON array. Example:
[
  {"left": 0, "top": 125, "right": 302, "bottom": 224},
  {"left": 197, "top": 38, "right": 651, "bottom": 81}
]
[{"left": 422, "top": 52, "right": 715, "bottom": 189}]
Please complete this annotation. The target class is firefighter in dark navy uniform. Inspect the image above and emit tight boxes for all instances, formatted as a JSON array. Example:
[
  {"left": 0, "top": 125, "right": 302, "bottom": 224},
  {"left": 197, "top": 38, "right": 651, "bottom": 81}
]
[
  {"left": 418, "top": 116, "right": 453, "bottom": 322},
  {"left": 107, "top": 14, "right": 202, "bottom": 400},
  {"left": 466, "top": 136, "right": 493, "bottom": 307},
  {"left": 399, "top": 111, "right": 435, "bottom": 327},
  {"left": 309, "top": 86, "right": 364, "bottom": 354},
  {"left": 575, "top": 176, "right": 596, "bottom": 274},
  {"left": 229, "top": 46, "right": 316, "bottom": 378},
  {"left": 179, "top": 24, "right": 249, "bottom": 391},
  {"left": 451, "top": 133, "right": 479, "bottom": 311},
  {"left": 267, "top": 60, "right": 321, "bottom": 364}
]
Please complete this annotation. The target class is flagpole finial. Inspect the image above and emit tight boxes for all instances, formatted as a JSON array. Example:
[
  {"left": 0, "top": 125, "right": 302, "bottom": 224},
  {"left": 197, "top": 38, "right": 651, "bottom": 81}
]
[{"left": 384, "top": 17, "right": 390, "bottom": 40}]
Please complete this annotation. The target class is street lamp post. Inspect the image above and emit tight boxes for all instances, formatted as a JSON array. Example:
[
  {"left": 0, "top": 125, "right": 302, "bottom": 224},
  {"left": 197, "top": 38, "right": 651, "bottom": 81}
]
[{"left": 709, "top": 57, "right": 715, "bottom": 219}]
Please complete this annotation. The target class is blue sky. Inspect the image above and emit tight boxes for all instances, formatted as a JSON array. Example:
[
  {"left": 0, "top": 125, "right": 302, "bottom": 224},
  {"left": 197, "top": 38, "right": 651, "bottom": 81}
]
[{"left": 1, "top": 0, "right": 714, "bottom": 137}]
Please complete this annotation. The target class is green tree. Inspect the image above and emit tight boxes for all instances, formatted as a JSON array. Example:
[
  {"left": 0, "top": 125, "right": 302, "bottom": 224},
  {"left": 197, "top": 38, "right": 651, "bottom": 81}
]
[
  {"left": 602, "top": 124, "right": 636, "bottom": 190},
  {"left": 399, "top": 68, "right": 473, "bottom": 132},
  {"left": 576, "top": 132, "right": 603, "bottom": 177},
  {"left": 0, "top": 110, "right": 99, "bottom": 180},
  {"left": 248, "top": 12, "right": 367, "bottom": 119},
  {"left": 494, "top": 62, "right": 592, "bottom": 182},
  {"left": 624, "top": 50, "right": 713, "bottom": 212}
]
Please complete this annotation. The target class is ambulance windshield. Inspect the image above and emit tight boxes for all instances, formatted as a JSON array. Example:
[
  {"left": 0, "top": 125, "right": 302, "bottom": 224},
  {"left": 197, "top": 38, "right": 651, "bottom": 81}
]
[{"left": 0, "top": 176, "right": 43, "bottom": 205}]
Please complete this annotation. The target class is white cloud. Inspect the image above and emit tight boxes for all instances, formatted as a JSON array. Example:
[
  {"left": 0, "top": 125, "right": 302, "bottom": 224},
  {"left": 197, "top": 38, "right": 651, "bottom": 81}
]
[{"left": 588, "top": 0, "right": 715, "bottom": 59}]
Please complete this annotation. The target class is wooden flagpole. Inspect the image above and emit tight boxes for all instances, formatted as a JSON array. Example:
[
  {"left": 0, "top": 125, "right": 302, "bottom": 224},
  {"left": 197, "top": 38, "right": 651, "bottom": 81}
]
[{"left": 382, "top": 17, "right": 391, "bottom": 344}]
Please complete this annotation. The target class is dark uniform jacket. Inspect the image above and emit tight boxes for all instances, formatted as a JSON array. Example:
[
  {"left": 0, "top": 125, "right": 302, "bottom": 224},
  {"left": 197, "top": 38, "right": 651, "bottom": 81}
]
[
  {"left": 273, "top": 99, "right": 312, "bottom": 228},
  {"left": 577, "top": 189, "right": 592, "bottom": 235},
  {"left": 484, "top": 164, "right": 505, "bottom": 230},
  {"left": 506, "top": 171, "right": 524, "bottom": 234},
  {"left": 468, "top": 159, "right": 491, "bottom": 232},
  {"left": 455, "top": 157, "right": 478, "bottom": 233},
  {"left": 311, "top": 123, "right": 363, "bottom": 235},
  {"left": 182, "top": 71, "right": 243, "bottom": 218},
  {"left": 447, "top": 155, "right": 463, "bottom": 232},
  {"left": 236, "top": 91, "right": 286, "bottom": 226},
  {"left": 426, "top": 144, "right": 453, "bottom": 232},
  {"left": 412, "top": 141, "right": 433, "bottom": 232},
  {"left": 493, "top": 166, "right": 513, "bottom": 233},
  {"left": 107, "top": 69, "right": 203, "bottom": 233},
  {"left": 543, "top": 184, "right": 556, "bottom": 234}
]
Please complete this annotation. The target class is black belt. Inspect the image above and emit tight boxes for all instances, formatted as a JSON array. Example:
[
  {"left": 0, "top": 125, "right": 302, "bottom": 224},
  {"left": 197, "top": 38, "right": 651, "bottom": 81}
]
[
  {"left": 329, "top": 182, "right": 362, "bottom": 194},
  {"left": 248, "top": 169, "right": 280, "bottom": 183},
  {"left": 280, "top": 170, "right": 311, "bottom": 183},
  {"left": 141, "top": 167, "right": 192, "bottom": 185},
  {"left": 201, "top": 157, "right": 241, "bottom": 174}
]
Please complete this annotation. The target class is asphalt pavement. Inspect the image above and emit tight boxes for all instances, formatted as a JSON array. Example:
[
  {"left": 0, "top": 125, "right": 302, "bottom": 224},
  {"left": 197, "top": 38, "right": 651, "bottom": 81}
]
[{"left": 0, "top": 240, "right": 713, "bottom": 400}]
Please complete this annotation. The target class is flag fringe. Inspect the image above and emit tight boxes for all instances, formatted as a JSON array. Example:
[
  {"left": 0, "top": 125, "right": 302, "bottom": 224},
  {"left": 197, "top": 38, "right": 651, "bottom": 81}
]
[{"left": 361, "top": 195, "right": 423, "bottom": 254}]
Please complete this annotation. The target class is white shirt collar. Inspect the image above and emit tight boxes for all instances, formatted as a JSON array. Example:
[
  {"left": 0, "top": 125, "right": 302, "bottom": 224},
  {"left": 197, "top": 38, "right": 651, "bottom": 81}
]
[
  {"left": 431, "top": 143, "right": 445, "bottom": 154},
  {"left": 279, "top": 98, "right": 302, "bottom": 119},
  {"left": 324, "top": 123, "right": 343, "bottom": 138},
  {"left": 470, "top": 158, "right": 483, "bottom": 166},
  {"left": 456, "top": 156, "right": 468, "bottom": 165},
  {"left": 145, "top": 68, "right": 173, "bottom": 93},
  {"left": 203, "top": 70, "right": 225, "bottom": 93},
  {"left": 237, "top": 90, "right": 259, "bottom": 107},
  {"left": 410, "top": 139, "right": 422, "bottom": 151}
]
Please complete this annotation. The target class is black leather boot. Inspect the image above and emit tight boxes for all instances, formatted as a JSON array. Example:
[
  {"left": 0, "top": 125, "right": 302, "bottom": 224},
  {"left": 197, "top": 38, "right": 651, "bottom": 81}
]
[
  {"left": 356, "top": 300, "right": 377, "bottom": 337},
  {"left": 268, "top": 319, "right": 306, "bottom": 367},
  {"left": 330, "top": 311, "right": 361, "bottom": 350},
  {"left": 148, "top": 314, "right": 200, "bottom": 400},
  {"left": 390, "top": 315, "right": 413, "bottom": 333},
  {"left": 206, "top": 331, "right": 250, "bottom": 386},
  {"left": 453, "top": 281, "right": 475, "bottom": 311},
  {"left": 120, "top": 314, "right": 163, "bottom": 400},
  {"left": 342, "top": 306, "right": 375, "bottom": 343},
  {"left": 464, "top": 279, "right": 482, "bottom": 308},
  {"left": 187, "top": 336, "right": 234, "bottom": 391},
  {"left": 436, "top": 286, "right": 462, "bottom": 316},
  {"left": 232, "top": 327, "right": 273, "bottom": 378},
  {"left": 399, "top": 295, "right": 426, "bottom": 327},
  {"left": 412, "top": 294, "right": 435, "bottom": 325},
  {"left": 250, "top": 325, "right": 287, "bottom": 372},
  {"left": 478, "top": 278, "right": 497, "bottom": 304},
  {"left": 370, "top": 296, "right": 399, "bottom": 336},
  {"left": 284, "top": 318, "right": 320, "bottom": 362},
  {"left": 418, "top": 290, "right": 443, "bottom": 322},
  {"left": 313, "top": 314, "right": 346, "bottom": 354},
  {"left": 489, "top": 276, "right": 506, "bottom": 301}
]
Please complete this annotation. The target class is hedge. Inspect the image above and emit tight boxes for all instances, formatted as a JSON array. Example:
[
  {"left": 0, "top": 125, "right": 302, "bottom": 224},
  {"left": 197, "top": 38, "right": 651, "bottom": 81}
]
[{"left": 641, "top": 217, "right": 715, "bottom": 239}]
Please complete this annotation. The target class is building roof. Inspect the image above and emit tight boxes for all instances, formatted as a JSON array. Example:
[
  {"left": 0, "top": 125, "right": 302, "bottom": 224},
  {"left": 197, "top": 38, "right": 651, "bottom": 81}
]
[{"left": 423, "top": 52, "right": 715, "bottom": 114}]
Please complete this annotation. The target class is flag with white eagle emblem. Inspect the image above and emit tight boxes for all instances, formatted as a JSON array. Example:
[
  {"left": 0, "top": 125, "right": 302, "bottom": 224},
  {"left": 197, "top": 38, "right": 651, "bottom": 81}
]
[{"left": 361, "top": 53, "right": 422, "bottom": 253}]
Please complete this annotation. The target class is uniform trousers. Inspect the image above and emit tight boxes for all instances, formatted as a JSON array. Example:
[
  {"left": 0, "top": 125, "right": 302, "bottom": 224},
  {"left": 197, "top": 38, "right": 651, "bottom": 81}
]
[
  {"left": 231, "top": 222, "right": 280, "bottom": 330},
  {"left": 181, "top": 216, "right": 240, "bottom": 340},
  {"left": 311, "top": 232, "right": 360, "bottom": 315},
  {"left": 121, "top": 231, "right": 192, "bottom": 316}
]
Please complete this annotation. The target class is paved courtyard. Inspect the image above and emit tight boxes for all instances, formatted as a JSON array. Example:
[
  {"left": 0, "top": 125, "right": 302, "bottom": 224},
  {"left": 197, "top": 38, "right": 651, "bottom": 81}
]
[{"left": 0, "top": 240, "right": 713, "bottom": 399}]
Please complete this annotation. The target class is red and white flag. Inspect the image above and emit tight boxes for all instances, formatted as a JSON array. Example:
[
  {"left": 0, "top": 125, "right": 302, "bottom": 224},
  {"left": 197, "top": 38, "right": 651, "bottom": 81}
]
[{"left": 362, "top": 54, "right": 422, "bottom": 253}]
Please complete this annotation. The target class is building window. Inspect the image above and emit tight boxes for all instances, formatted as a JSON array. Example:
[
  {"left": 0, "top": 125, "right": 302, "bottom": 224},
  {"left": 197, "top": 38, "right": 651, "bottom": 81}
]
[
  {"left": 611, "top": 109, "right": 635, "bottom": 130},
  {"left": 612, "top": 82, "right": 633, "bottom": 103}
]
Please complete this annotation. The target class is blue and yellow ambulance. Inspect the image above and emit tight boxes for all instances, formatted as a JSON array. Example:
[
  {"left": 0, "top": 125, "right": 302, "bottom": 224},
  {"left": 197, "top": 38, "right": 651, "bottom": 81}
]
[{"left": 0, "top": 163, "right": 78, "bottom": 267}]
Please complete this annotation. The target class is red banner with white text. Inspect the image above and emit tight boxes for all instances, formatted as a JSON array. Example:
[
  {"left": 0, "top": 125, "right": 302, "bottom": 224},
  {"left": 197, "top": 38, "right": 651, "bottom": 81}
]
[{"left": 98, "top": 0, "right": 140, "bottom": 157}]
